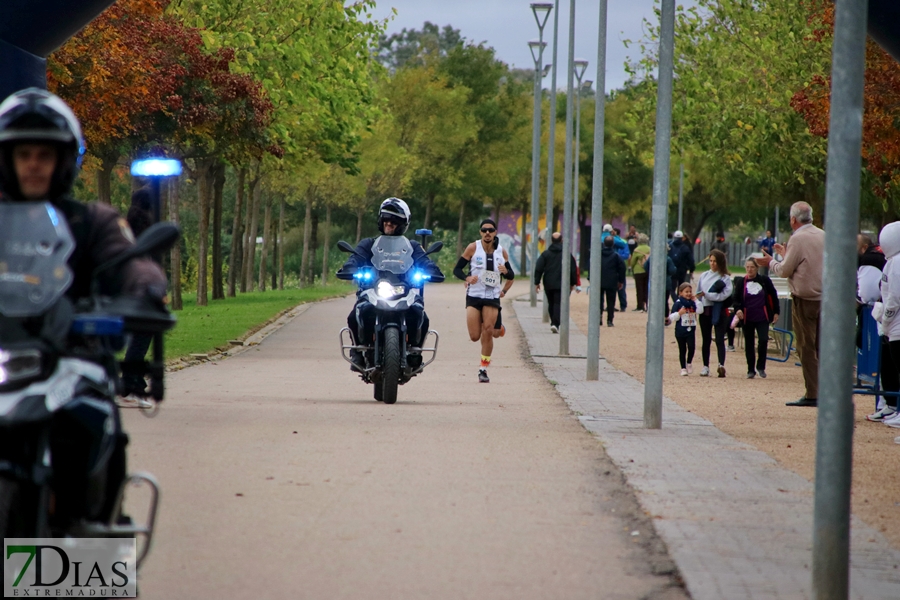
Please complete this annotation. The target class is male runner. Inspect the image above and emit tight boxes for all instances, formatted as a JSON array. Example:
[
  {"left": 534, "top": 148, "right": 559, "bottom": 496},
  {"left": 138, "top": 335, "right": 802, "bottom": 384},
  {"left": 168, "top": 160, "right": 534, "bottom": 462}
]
[{"left": 454, "top": 219, "right": 515, "bottom": 383}]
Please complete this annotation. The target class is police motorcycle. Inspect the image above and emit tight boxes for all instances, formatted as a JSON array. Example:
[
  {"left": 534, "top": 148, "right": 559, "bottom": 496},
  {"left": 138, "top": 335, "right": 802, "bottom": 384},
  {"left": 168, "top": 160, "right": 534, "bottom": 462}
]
[
  {"left": 0, "top": 201, "right": 178, "bottom": 571},
  {"left": 337, "top": 229, "right": 444, "bottom": 404}
]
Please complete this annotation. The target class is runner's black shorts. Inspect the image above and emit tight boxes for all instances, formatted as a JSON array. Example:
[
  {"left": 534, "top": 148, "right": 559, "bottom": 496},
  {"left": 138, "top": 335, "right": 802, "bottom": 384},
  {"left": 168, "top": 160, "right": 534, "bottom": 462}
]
[{"left": 465, "top": 295, "right": 502, "bottom": 328}]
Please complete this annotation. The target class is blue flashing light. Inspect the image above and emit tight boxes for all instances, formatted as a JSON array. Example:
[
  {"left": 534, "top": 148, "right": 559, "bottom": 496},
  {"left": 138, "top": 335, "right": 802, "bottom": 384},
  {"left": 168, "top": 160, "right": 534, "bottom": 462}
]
[
  {"left": 411, "top": 270, "right": 431, "bottom": 284},
  {"left": 131, "top": 158, "right": 183, "bottom": 177},
  {"left": 354, "top": 270, "right": 374, "bottom": 281},
  {"left": 415, "top": 229, "right": 433, "bottom": 236}
]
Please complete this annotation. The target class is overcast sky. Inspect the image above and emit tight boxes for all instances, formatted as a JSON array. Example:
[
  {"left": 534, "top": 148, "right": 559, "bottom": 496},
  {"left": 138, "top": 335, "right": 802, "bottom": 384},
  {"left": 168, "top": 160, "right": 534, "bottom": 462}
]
[{"left": 365, "top": 0, "right": 693, "bottom": 92}]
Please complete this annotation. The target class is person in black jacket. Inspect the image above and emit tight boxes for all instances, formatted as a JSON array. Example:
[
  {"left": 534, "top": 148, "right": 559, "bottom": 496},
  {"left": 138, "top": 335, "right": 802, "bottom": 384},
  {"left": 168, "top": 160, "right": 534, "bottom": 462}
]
[
  {"left": 732, "top": 257, "right": 780, "bottom": 378},
  {"left": 599, "top": 236, "right": 626, "bottom": 326},
  {"left": 533, "top": 232, "right": 577, "bottom": 333},
  {"left": 668, "top": 231, "right": 695, "bottom": 301}
]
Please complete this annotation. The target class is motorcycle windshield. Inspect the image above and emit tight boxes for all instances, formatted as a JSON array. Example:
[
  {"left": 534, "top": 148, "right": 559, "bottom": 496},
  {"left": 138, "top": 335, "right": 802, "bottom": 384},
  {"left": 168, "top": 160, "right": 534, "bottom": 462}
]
[
  {"left": 371, "top": 236, "right": 414, "bottom": 275},
  {"left": 0, "top": 202, "right": 75, "bottom": 317}
]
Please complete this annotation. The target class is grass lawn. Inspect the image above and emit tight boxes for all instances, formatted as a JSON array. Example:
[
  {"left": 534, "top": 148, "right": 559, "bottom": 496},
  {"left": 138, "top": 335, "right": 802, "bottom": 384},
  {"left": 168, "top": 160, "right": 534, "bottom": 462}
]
[{"left": 164, "top": 283, "right": 353, "bottom": 360}]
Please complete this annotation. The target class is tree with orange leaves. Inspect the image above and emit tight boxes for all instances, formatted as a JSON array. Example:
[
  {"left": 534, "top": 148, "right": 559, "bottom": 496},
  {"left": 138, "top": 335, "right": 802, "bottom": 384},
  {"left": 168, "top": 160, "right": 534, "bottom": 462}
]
[{"left": 792, "top": 1, "right": 900, "bottom": 216}]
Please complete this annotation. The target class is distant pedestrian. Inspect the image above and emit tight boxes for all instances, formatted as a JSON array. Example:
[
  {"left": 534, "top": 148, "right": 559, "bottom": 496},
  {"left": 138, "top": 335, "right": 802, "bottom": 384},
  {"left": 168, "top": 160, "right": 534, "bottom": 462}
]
[
  {"left": 669, "top": 282, "right": 703, "bottom": 376},
  {"left": 599, "top": 236, "right": 626, "bottom": 327},
  {"left": 873, "top": 223, "right": 900, "bottom": 437},
  {"left": 668, "top": 230, "right": 695, "bottom": 301},
  {"left": 629, "top": 233, "right": 651, "bottom": 312},
  {"left": 122, "top": 186, "right": 156, "bottom": 397},
  {"left": 756, "top": 201, "right": 824, "bottom": 407},
  {"left": 534, "top": 232, "right": 578, "bottom": 334},
  {"left": 695, "top": 249, "right": 733, "bottom": 378},
  {"left": 732, "top": 257, "right": 779, "bottom": 379},
  {"left": 758, "top": 230, "right": 776, "bottom": 277},
  {"left": 613, "top": 228, "right": 630, "bottom": 311}
]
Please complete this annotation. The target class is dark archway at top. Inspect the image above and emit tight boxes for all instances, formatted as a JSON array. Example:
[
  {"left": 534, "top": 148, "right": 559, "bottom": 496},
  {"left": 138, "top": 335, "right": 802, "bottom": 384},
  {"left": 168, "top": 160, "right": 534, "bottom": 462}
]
[{"left": 0, "top": 0, "right": 115, "bottom": 101}]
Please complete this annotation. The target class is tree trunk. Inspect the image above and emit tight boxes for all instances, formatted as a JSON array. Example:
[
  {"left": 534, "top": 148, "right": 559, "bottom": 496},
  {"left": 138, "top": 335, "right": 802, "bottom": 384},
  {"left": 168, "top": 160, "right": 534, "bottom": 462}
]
[
  {"left": 278, "top": 197, "right": 285, "bottom": 290},
  {"left": 227, "top": 167, "right": 246, "bottom": 297},
  {"left": 194, "top": 159, "right": 213, "bottom": 307},
  {"left": 321, "top": 203, "right": 332, "bottom": 285},
  {"left": 258, "top": 194, "right": 272, "bottom": 291},
  {"left": 169, "top": 176, "right": 183, "bottom": 311},
  {"left": 494, "top": 199, "right": 502, "bottom": 227},
  {"left": 355, "top": 209, "right": 364, "bottom": 244},
  {"left": 212, "top": 163, "right": 226, "bottom": 300},
  {"left": 308, "top": 211, "right": 319, "bottom": 284},
  {"left": 456, "top": 202, "right": 465, "bottom": 257},
  {"left": 424, "top": 191, "right": 435, "bottom": 230},
  {"left": 244, "top": 176, "right": 262, "bottom": 292},
  {"left": 97, "top": 156, "right": 115, "bottom": 205},
  {"left": 300, "top": 190, "right": 313, "bottom": 287}
]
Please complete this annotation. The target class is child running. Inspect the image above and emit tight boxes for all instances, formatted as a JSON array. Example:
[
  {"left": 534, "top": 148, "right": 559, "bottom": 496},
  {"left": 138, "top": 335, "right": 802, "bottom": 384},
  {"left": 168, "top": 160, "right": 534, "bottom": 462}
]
[{"left": 669, "top": 282, "right": 704, "bottom": 376}]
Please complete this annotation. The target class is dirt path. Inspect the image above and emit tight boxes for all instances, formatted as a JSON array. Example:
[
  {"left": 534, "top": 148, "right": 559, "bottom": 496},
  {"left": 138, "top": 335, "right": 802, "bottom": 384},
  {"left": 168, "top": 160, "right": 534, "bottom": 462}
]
[
  {"left": 123, "top": 283, "right": 688, "bottom": 599},
  {"left": 569, "top": 283, "right": 900, "bottom": 549}
]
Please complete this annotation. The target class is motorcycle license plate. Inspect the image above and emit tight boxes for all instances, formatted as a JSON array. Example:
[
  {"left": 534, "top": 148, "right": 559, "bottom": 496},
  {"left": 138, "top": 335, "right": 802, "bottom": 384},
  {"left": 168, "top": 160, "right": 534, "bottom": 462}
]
[{"left": 481, "top": 270, "right": 501, "bottom": 288}]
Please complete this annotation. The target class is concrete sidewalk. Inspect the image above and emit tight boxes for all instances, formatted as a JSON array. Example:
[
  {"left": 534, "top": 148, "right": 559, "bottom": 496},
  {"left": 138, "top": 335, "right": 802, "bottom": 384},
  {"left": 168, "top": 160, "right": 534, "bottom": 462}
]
[{"left": 511, "top": 295, "right": 900, "bottom": 600}]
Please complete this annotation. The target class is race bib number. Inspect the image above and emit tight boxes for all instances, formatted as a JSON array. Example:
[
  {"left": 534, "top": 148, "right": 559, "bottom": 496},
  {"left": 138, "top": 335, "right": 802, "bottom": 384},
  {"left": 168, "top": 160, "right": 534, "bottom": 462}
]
[
  {"left": 481, "top": 270, "right": 501, "bottom": 288},
  {"left": 680, "top": 312, "right": 697, "bottom": 329}
]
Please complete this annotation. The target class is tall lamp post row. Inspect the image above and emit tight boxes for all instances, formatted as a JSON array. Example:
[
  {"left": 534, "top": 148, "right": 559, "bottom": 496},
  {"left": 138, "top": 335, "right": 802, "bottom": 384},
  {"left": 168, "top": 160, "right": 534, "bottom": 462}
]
[{"left": 528, "top": 2, "right": 553, "bottom": 308}]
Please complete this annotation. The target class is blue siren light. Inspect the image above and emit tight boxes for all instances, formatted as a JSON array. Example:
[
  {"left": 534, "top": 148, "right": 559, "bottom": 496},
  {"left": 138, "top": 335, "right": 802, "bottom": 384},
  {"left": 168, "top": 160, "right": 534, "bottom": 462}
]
[
  {"left": 131, "top": 158, "right": 183, "bottom": 177},
  {"left": 412, "top": 270, "right": 431, "bottom": 283}
]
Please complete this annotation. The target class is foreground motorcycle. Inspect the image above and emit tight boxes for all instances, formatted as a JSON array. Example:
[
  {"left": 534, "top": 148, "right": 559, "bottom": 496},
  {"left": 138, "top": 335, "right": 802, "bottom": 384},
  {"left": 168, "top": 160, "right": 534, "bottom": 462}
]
[
  {"left": 337, "top": 229, "right": 444, "bottom": 404},
  {"left": 0, "top": 201, "right": 178, "bottom": 570}
]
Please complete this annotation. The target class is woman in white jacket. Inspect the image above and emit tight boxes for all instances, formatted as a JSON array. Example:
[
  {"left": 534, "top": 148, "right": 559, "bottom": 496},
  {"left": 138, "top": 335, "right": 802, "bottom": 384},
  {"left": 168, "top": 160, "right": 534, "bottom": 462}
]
[
  {"left": 695, "top": 249, "right": 733, "bottom": 377},
  {"left": 874, "top": 222, "right": 900, "bottom": 434}
]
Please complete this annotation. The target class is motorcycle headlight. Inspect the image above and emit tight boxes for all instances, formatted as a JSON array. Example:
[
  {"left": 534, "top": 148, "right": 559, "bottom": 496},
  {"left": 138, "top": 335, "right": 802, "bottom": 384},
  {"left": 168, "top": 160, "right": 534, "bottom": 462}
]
[
  {"left": 376, "top": 280, "right": 407, "bottom": 299},
  {"left": 0, "top": 348, "right": 43, "bottom": 385}
]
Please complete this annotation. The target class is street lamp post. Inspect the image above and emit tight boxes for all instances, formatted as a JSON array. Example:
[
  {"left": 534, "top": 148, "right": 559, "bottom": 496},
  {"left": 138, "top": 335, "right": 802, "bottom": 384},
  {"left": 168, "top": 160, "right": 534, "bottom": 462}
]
[
  {"left": 586, "top": 0, "right": 609, "bottom": 381},
  {"left": 543, "top": 0, "right": 561, "bottom": 323},
  {"left": 528, "top": 4, "right": 552, "bottom": 308},
  {"left": 571, "top": 61, "right": 588, "bottom": 254},
  {"left": 558, "top": 0, "right": 576, "bottom": 355}
]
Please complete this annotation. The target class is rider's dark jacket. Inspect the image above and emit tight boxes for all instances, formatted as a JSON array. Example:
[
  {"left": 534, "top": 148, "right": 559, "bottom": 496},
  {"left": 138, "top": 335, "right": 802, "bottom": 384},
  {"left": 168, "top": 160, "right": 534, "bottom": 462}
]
[{"left": 55, "top": 196, "right": 167, "bottom": 302}]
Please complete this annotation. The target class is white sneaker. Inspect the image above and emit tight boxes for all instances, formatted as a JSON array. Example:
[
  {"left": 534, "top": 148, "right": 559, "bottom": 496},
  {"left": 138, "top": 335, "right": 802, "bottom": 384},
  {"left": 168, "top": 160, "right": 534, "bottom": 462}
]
[
  {"left": 876, "top": 397, "right": 887, "bottom": 411},
  {"left": 883, "top": 411, "right": 900, "bottom": 425},
  {"left": 895, "top": 436, "right": 900, "bottom": 445},
  {"left": 866, "top": 406, "right": 897, "bottom": 422},
  {"left": 686, "top": 364, "right": 693, "bottom": 374},
  {"left": 700, "top": 366, "right": 710, "bottom": 377},
  {"left": 681, "top": 368, "right": 688, "bottom": 376},
  {"left": 550, "top": 325, "right": 559, "bottom": 334},
  {"left": 727, "top": 345, "right": 736, "bottom": 352}
]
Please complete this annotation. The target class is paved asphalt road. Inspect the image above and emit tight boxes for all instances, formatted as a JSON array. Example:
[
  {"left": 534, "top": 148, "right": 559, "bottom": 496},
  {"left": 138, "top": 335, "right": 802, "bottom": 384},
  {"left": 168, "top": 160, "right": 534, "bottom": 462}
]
[{"left": 124, "top": 284, "right": 688, "bottom": 599}]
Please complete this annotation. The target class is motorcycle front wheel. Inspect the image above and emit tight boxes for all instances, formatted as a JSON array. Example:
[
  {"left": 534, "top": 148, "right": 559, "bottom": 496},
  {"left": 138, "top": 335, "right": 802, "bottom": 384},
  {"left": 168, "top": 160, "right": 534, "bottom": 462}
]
[
  {"left": 0, "top": 477, "right": 49, "bottom": 538},
  {"left": 381, "top": 327, "right": 401, "bottom": 404}
]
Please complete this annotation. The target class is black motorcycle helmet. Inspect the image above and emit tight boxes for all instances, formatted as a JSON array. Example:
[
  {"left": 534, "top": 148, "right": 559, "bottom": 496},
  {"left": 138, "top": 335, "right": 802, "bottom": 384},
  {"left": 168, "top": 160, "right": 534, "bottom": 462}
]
[
  {"left": 0, "top": 88, "right": 86, "bottom": 202},
  {"left": 377, "top": 197, "right": 411, "bottom": 235}
]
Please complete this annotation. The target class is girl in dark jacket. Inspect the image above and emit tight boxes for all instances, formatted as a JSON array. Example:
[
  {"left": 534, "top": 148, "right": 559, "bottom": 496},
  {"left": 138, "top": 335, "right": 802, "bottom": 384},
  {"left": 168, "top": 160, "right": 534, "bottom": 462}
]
[{"left": 732, "top": 257, "right": 780, "bottom": 378}]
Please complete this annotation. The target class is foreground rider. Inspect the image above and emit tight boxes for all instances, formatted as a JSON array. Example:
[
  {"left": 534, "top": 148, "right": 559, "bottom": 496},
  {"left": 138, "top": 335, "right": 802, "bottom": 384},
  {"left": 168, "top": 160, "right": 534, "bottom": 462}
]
[
  {"left": 339, "top": 198, "right": 438, "bottom": 371},
  {"left": 454, "top": 218, "right": 514, "bottom": 383},
  {"left": 0, "top": 88, "right": 168, "bottom": 523}
]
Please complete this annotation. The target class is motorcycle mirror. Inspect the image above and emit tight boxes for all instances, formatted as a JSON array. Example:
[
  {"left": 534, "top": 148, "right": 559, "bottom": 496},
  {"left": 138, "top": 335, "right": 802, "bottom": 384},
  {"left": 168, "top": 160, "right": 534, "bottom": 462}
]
[
  {"left": 425, "top": 241, "right": 443, "bottom": 255},
  {"left": 93, "top": 222, "right": 181, "bottom": 279},
  {"left": 337, "top": 241, "right": 355, "bottom": 254}
]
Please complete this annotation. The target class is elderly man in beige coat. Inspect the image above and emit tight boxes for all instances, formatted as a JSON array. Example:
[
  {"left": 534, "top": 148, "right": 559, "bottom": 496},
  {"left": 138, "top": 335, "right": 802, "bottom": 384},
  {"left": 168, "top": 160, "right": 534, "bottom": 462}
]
[{"left": 757, "top": 201, "right": 824, "bottom": 407}]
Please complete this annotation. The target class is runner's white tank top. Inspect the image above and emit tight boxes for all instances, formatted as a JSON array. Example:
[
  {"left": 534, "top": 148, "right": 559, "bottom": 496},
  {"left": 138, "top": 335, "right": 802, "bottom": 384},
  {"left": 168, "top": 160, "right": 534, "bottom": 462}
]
[{"left": 467, "top": 240, "right": 505, "bottom": 299}]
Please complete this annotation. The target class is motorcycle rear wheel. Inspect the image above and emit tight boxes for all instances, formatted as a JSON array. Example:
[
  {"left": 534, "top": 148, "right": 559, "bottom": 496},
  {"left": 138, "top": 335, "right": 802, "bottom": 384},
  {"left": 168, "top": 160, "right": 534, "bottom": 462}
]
[{"left": 381, "top": 328, "right": 401, "bottom": 404}]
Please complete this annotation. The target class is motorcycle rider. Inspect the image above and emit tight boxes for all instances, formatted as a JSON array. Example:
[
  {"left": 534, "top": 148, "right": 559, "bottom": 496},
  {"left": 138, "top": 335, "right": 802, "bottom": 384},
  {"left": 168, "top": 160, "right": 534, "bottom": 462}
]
[
  {"left": 339, "top": 198, "right": 439, "bottom": 372},
  {"left": 0, "top": 88, "right": 168, "bottom": 524}
]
